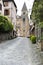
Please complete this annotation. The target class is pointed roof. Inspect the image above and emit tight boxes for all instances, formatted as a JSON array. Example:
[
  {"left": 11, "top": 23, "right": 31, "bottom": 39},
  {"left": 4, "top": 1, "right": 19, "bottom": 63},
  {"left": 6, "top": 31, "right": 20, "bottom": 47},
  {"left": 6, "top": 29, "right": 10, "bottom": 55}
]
[{"left": 22, "top": 2, "right": 28, "bottom": 11}]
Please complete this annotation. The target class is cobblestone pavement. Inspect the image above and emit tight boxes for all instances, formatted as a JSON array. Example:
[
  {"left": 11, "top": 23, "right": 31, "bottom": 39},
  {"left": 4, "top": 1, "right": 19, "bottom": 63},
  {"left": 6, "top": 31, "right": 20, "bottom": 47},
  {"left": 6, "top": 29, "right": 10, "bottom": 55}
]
[{"left": 0, "top": 37, "right": 42, "bottom": 65}]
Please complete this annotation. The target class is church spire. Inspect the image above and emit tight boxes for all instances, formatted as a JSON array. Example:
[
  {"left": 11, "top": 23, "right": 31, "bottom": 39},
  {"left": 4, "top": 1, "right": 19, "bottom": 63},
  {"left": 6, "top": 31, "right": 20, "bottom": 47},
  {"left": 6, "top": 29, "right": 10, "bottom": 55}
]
[{"left": 22, "top": 2, "right": 28, "bottom": 11}]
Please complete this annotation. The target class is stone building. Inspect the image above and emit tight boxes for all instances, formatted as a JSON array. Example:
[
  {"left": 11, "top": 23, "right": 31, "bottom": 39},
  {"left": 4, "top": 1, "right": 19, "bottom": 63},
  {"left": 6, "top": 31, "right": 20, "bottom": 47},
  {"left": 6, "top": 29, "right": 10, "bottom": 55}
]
[
  {"left": 16, "top": 3, "right": 30, "bottom": 37},
  {"left": 0, "top": 0, "right": 17, "bottom": 31}
]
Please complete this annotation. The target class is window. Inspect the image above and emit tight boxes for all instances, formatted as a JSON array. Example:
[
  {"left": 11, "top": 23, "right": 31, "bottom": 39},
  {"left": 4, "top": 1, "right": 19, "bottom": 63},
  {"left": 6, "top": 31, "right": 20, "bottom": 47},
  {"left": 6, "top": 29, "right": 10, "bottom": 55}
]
[
  {"left": 4, "top": 9, "right": 10, "bottom": 15},
  {"left": 0, "top": 4, "right": 2, "bottom": 10},
  {"left": 23, "top": 18, "right": 25, "bottom": 28},
  {"left": 23, "top": 18, "right": 25, "bottom": 22},
  {"left": 23, "top": 18, "right": 25, "bottom": 25},
  {"left": 23, "top": 12, "right": 25, "bottom": 15},
  {"left": 4, "top": 2, "right": 8, "bottom": 7}
]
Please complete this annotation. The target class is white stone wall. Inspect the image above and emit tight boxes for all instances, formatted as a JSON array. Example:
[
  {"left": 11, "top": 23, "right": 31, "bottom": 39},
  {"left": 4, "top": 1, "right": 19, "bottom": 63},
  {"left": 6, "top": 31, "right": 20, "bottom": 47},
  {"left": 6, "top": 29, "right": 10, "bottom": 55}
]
[
  {"left": 11, "top": 2, "right": 17, "bottom": 31},
  {"left": 4, "top": 2, "right": 17, "bottom": 31},
  {"left": 0, "top": 1, "right": 17, "bottom": 31},
  {"left": 0, "top": 0, "right": 4, "bottom": 15}
]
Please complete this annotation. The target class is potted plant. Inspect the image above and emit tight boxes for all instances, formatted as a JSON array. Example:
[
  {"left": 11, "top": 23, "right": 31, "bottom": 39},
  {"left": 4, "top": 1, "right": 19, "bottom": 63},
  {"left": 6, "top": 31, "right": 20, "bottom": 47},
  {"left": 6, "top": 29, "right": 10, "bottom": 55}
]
[{"left": 30, "top": 35, "right": 36, "bottom": 44}]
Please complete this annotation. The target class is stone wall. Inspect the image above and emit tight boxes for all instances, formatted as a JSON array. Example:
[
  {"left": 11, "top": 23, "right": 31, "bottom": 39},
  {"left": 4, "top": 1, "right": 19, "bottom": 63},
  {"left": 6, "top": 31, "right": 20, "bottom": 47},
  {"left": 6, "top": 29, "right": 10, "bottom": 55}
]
[
  {"left": 35, "top": 24, "right": 43, "bottom": 51},
  {"left": 0, "top": 31, "right": 17, "bottom": 42},
  {"left": 41, "top": 28, "right": 43, "bottom": 51},
  {"left": 41, "top": 40, "right": 43, "bottom": 51}
]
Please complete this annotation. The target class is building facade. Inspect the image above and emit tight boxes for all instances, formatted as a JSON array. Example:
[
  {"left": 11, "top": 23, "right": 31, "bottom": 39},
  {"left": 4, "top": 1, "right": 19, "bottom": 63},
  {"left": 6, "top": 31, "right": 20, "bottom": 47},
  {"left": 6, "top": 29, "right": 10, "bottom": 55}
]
[
  {"left": 16, "top": 3, "right": 30, "bottom": 37},
  {"left": 0, "top": 0, "right": 17, "bottom": 31},
  {"left": 0, "top": 0, "right": 4, "bottom": 15}
]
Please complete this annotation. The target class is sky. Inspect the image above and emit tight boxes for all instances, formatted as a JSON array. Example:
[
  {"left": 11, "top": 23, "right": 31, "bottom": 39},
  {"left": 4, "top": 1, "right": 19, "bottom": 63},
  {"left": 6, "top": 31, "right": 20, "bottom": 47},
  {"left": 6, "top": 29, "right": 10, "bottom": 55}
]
[{"left": 14, "top": 0, "right": 34, "bottom": 18}]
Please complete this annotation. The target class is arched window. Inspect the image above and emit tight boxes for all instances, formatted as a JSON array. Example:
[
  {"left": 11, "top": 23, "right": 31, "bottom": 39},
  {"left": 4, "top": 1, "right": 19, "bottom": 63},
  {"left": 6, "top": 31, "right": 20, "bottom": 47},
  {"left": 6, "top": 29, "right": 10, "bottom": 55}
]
[
  {"left": 0, "top": 4, "right": 2, "bottom": 10},
  {"left": 23, "top": 18, "right": 25, "bottom": 28},
  {"left": 23, "top": 18, "right": 25, "bottom": 22}
]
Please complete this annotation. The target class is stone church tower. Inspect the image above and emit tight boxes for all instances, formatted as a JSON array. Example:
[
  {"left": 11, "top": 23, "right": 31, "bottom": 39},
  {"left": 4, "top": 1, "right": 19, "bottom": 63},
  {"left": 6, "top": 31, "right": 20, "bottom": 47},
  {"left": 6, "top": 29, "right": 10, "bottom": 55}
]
[{"left": 16, "top": 3, "right": 30, "bottom": 37}]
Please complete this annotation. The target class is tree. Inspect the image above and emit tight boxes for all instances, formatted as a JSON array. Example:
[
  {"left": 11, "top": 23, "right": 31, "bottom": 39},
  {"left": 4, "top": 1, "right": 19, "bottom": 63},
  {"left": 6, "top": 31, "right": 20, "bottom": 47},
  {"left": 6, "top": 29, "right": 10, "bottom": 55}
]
[
  {"left": 0, "top": 15, "right": 14, "bottom": 33},
  {"left": 31, "top": 0, "right": 43, "bottom": 41},
  {"left": 31, "top": 0, "right": 43, "bottom": 23}
]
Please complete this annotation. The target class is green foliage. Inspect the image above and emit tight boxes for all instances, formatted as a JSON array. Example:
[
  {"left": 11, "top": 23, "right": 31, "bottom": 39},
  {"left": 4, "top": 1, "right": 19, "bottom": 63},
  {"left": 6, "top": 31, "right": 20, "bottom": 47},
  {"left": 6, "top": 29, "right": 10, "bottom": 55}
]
[
  {"left": 31, "top": 0, "right": 43, "bottom": 23},
  {"left": 30, "top": 35, "right": 36, "bottom": 43},
  {"left": 39, "top": 22, "right": 43, "bottom": 28},
  {"left": 41, "top": 36, "right": 43, "bottom": 40},
  {"left": 0, "top": 15, "right": 14, "bottom": 33},
  {"left": 30, "top": 35, "right": 32, "bottom": 40},
  {"left": 31, "top": 0, "right": 43, "bottom": 41}
]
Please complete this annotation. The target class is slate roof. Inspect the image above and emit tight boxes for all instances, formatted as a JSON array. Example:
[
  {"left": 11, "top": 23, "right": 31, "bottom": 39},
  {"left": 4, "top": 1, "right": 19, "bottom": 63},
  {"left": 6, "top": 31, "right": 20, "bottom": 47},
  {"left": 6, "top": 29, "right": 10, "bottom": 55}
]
[
  {"left": 3, "top": 0, "right": 17, "bottom": 8},
  {"left": 22, "top": 2, "right": 28, "bottom": 11}
]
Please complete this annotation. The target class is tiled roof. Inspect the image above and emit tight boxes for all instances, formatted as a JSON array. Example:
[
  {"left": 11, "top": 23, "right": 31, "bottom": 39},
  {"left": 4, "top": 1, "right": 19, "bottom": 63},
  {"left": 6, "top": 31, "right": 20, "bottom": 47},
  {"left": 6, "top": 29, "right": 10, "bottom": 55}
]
[{"left": 3, "top": 0, "right": 17, "bottom": 8}]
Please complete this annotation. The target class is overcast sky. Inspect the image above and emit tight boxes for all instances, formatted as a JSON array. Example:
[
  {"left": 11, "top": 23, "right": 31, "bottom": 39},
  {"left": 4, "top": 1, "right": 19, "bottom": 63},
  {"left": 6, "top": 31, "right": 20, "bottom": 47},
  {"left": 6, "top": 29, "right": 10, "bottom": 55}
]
[{"left": 14, "top": 0, "right": 34, "bottom": 18}]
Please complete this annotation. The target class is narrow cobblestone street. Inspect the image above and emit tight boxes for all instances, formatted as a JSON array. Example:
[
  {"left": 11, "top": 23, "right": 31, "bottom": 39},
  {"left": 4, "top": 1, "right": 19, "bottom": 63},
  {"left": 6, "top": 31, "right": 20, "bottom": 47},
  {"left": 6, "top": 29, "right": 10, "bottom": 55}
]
[{"left": 0, "top": 37, "right": 42, "bottom": 65}]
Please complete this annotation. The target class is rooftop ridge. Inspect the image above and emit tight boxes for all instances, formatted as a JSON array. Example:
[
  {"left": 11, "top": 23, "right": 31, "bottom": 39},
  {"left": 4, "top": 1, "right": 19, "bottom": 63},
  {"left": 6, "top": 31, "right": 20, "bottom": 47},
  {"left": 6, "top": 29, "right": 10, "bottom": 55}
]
[{"left": 3, "top": 0, "right": 17, "bottom": 8}]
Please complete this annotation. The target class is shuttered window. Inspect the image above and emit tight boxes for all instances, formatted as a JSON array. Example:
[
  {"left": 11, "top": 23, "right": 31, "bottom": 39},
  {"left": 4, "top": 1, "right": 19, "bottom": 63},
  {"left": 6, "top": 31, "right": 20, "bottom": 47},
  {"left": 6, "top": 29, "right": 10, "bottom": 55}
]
[{"left": 4, "top": 9, "right": 10, "bottom": 15}]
